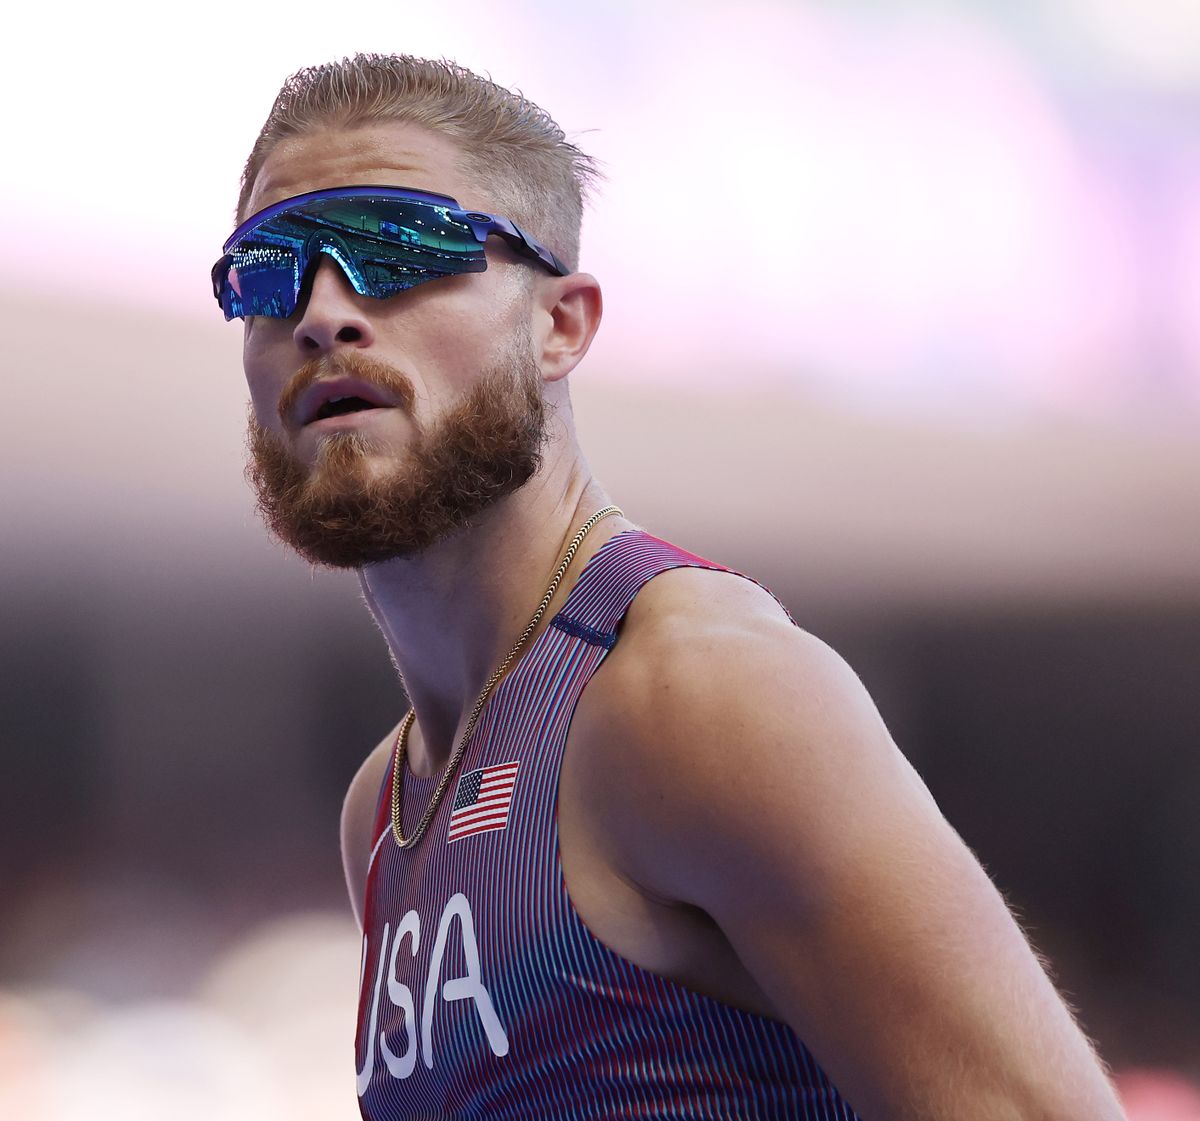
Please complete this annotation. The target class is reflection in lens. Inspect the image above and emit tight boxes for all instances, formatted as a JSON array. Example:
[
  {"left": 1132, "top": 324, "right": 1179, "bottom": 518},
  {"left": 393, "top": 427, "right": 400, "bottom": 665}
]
[{"left": 222, "top": 192, "right": 491, "bottom": 319}]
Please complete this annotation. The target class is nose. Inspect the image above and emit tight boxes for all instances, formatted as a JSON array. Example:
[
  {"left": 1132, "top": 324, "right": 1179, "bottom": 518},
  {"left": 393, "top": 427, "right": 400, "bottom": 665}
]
[{"left": 291, "top": 256, "right": 377, "bottom": 353}]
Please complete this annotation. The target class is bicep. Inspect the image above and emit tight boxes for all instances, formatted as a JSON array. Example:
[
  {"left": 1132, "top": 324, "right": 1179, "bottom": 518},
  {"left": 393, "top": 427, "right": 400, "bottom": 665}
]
[{"left": 623, "top": 628, "right": 1121, "bottom": 1121}]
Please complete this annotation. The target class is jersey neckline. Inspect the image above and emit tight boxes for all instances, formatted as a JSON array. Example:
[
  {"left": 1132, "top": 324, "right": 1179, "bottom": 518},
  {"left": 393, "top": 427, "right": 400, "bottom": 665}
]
[{"left": 402, "top": 526, "right": 644, "bottom": 785}]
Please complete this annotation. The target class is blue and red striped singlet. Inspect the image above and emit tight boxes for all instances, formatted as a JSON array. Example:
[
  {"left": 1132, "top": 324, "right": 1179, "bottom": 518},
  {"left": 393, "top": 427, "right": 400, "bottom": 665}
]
[{"left": 355, "top": 529, "right": 862, "bottom": 1120}]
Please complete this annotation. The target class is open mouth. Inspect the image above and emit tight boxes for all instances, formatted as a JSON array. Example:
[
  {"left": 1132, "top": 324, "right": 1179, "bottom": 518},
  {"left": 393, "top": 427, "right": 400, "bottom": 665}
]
[{"left": 310, "top": 395, "right": 386, "bottom": 423}]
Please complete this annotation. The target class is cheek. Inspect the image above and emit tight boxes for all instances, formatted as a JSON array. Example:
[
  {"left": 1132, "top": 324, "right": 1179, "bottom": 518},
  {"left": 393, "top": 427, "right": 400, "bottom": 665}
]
[
  {"left": 241, "top": 322, "right": 287, "bottom": 426},
  {"left": 376, "top": 313, "right": 479, "bottom": 407},
  {"left": 403, "top": 303, "right": 524, "bottom": 394}
]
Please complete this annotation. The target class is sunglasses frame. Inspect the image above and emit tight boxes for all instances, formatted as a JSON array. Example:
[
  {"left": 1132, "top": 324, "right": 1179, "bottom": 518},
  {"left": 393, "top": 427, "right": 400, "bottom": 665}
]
[{"left": 211, "top": 185, "right": 571, "bottom": 319}]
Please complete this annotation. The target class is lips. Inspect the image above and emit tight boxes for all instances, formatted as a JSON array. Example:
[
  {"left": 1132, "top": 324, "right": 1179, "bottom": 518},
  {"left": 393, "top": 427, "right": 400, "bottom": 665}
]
[{"left": 293, "top": 377, "right": 400, "bottom": 428}]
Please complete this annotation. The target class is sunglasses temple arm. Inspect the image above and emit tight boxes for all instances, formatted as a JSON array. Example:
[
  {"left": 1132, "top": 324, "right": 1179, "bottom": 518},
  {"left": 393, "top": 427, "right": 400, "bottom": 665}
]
[{"left": 490, "top": 216, "right": 571, "bottom": 277}]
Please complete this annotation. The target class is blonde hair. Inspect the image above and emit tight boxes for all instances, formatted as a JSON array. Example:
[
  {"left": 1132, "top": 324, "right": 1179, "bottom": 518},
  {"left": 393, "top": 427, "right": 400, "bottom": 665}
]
[{"left": 238, "top": 53, "right": 601, "bottom": 272}]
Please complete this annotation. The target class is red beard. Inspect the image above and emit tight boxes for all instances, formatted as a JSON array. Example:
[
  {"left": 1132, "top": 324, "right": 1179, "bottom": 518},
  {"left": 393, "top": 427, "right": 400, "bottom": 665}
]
[{"left": 245, "top": 342, "right": 547, "bottom": 569}]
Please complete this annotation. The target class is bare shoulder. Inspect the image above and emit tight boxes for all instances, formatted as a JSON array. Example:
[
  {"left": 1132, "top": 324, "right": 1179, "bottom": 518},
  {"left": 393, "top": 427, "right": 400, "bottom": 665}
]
[
  {"left": 619, "top": 561, "right": 796, "bottom": 639},
  {"left": 340, "top": 724, "right": 400, "bottom": 929},
  {"left": 595, "top": 561, "right": 840, "bottom": 746},
  {"left": 599, "top": 560, "right": 823, "bottom": 720},
  {"left": 583, "top": 564, "right": 1124, "bottom": 1119},
  {"left": 596, "top": 561, "right": 889, "bottom": 779},
  {"left": 591, "top": 562, "right": 932, "bottom": 894}
]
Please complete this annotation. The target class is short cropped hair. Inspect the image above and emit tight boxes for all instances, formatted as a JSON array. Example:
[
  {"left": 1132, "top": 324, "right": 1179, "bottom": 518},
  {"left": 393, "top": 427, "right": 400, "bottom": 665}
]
[{"left": 238, "top": 53, "right": 601, "bottom": 272}]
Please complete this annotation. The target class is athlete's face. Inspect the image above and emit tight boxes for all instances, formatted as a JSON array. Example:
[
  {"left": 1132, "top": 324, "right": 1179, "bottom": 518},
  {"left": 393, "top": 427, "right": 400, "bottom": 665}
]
[{"left": 240, "top": 122, "right": 548, "bottom": 567}]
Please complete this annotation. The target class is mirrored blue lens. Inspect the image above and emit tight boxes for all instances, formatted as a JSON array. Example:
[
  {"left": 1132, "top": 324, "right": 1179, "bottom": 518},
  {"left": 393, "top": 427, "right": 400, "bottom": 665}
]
[{"left": 217, "top": 193, "right": 488, "bottom": 320}]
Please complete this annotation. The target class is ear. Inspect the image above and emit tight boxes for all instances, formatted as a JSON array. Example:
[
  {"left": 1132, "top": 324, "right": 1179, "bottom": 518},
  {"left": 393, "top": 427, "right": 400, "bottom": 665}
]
[{"left": 534, "top": 273, "right": 603, "bottom": 383}]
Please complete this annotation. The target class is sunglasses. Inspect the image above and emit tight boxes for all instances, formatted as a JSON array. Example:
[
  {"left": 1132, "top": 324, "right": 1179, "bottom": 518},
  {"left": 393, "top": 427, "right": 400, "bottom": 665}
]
[{"left": 211, "top": 185, "right": 570, "bottom": 321}]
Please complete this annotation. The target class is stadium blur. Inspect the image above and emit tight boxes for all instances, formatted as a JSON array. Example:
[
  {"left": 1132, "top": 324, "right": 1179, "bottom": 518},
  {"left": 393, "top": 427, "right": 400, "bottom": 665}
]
[{"left": 2, "top": 1, "right": 1199, "bottom": 1116}]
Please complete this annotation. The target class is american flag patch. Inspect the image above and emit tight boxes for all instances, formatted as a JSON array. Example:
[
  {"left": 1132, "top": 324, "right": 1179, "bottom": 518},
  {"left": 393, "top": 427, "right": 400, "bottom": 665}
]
[{"left": 447, "top": 762, "right": 520, "bottom": 843}]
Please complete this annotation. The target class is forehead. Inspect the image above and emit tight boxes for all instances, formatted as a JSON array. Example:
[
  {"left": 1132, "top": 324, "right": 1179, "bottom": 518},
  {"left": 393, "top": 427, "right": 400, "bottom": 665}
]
[{"left": 245, "top": 121, "right": 482, "bottom": 218}]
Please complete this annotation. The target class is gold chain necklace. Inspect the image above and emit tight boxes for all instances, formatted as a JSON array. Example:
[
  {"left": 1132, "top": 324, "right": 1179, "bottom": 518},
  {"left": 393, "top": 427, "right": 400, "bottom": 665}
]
[{"left": 390, "top": 505, "right": 624, "bottom": 848}]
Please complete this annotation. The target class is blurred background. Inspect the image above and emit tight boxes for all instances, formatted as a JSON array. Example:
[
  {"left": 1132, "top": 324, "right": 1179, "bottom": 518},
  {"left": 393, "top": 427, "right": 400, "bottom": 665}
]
[{"left": 3, "top": 0, "right": 1199, "bottom": 1116}]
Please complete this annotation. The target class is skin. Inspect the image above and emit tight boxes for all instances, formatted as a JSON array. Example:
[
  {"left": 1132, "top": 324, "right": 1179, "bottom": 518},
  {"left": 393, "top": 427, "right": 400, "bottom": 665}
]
[{"left": 243, "top": 121, "right": 1127, "bottom": 1121}]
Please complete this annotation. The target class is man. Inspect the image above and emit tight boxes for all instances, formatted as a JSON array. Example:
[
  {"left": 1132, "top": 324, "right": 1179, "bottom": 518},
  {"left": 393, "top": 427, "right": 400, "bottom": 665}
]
[{"left": 218, "top": 53, "right": 1126, "bottom": 1120}]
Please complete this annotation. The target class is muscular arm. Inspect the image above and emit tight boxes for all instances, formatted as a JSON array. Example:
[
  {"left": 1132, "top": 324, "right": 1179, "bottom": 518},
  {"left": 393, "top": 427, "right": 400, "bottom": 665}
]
[
  {"left": 600, "top": 570, "right": 1125, "bottom": 1121},
  {"left": 340, "top": 728, "right": 397, "bottom": 929}
]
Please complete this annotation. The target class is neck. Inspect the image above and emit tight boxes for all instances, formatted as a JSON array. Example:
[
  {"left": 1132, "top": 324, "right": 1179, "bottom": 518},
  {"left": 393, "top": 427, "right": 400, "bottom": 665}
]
[{"left": 357, "top": 433, "right": 629, "bottom": 776}]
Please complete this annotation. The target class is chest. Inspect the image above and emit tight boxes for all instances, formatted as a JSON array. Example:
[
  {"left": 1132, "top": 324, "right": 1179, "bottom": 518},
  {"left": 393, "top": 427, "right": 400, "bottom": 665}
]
[
  {"left": 356, "top": 634, "right": 804, "bottom": 1119},
  {"left": 360, "top": 681, "right": 772, "bottom": 1068}
]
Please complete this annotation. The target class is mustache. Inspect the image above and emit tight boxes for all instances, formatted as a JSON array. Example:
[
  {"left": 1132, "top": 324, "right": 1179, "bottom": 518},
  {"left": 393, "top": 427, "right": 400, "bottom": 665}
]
[{"left": 276, "top": 351, "right": 417, "bottom": 426}]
